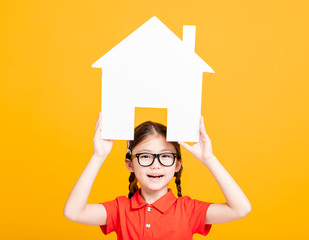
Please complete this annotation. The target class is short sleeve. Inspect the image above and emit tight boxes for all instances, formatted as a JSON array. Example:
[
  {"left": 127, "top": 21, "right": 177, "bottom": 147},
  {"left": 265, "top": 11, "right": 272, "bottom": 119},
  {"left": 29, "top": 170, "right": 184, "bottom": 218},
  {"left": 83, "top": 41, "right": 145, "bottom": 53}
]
[
  {"left": 183, "top": 197, "right": 214, "bottom": 236},
  {"left": 98, "top": 199, "right": 119, "bottom": 235}
]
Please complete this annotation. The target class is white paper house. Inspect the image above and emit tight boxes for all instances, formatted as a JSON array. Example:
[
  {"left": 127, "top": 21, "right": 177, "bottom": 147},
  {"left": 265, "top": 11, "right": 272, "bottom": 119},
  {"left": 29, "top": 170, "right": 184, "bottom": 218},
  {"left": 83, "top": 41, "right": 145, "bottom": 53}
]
[{"left": 92, "top": 16, "right": 214, "bottom": 142}]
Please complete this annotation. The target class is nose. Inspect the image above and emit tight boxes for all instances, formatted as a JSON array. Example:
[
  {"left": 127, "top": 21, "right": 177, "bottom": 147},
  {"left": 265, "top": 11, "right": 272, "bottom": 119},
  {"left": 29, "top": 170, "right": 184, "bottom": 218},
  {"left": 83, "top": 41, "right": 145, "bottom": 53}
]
[{"left": 150, "top": 155, "right": 161, "bottom": 169}]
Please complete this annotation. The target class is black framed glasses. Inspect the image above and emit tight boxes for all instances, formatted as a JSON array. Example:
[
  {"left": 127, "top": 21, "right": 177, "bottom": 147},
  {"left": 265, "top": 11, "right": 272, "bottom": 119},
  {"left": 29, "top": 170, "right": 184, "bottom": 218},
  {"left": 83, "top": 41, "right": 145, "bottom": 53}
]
[{"left": 131, "top": 152, "right": 177, "bottom": 167}]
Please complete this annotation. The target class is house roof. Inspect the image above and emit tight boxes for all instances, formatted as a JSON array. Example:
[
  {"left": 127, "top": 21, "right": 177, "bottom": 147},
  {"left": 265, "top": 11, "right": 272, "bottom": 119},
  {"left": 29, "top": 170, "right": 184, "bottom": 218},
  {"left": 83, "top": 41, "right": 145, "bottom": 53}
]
[{"left": 92, "top": 16, "right": 214, "bottom": 73}]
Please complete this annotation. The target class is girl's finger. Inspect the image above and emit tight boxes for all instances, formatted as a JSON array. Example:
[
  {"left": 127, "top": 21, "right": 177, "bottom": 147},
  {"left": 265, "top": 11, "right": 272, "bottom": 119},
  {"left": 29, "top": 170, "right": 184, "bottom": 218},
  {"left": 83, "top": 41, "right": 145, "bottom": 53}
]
[
  {"left": 199, "top": 116, "right": 207, "bottom": 136},
  {"left": 95, "top": 112, "right": 100, "bottom": 129},
  {"left": 98, "top": 112, "right": 102, "bottom": 130},
  {"left": 178, "top": 141, "right": 192, "bottom": 152},
  {"left": 94, "top": 112, "right": 102, "bottom": 137},
  {"left": 201, "top": 116, "right": 212, "bottom": 142}
]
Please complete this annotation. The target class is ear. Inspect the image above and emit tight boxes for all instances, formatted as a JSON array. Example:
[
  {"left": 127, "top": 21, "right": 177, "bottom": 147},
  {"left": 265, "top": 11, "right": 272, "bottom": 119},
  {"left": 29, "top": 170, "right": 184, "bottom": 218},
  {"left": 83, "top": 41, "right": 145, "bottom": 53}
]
[
  {"left": 125, "top": 158, "right": 134, "bottom": 172},
  {"left": 175, "top": 158, "right": 182, "bottom": 172}
]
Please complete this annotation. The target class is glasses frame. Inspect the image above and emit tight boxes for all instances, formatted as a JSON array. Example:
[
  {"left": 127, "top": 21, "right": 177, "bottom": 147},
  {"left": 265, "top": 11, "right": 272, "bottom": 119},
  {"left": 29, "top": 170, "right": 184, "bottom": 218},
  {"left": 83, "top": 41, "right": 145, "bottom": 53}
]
[{"left": 131, "top": 152, "right": 178, "bottom": 167}]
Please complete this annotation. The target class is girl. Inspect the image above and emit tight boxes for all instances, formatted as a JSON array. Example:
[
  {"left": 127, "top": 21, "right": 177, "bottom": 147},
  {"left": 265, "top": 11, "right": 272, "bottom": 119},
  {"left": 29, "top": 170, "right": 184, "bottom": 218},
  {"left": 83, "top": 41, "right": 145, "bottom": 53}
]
[{"left": 63, "top": 112, "right": 251, "bottom": 239}]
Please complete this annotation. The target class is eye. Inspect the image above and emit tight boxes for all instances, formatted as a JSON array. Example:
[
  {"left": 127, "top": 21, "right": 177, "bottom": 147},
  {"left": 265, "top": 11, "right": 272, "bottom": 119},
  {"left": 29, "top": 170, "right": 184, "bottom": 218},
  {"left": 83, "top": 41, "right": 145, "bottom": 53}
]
[
  {"left": 161, "top": 153, "right": 173, "bottom": 158},
  {"left": 140, "top": 154, "right": 152, "bottom": 159}
]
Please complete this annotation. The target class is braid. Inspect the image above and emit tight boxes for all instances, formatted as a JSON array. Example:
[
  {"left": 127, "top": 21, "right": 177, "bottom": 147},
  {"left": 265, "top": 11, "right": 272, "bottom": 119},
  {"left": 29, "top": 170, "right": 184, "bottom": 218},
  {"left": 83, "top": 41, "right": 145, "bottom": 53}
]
[
  {"left": 128, "top": 172, "right": 138, "bottom": 199},
  {"left": 174, "top": 165, "right": 183, "bottom": 197}
]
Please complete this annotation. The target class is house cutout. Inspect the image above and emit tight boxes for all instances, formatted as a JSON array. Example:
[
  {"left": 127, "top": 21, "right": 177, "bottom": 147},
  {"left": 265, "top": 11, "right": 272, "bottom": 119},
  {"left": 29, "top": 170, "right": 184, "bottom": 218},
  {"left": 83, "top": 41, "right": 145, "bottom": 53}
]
[{"left": 92, "top": 16, "right": 214, "bottom": 142}]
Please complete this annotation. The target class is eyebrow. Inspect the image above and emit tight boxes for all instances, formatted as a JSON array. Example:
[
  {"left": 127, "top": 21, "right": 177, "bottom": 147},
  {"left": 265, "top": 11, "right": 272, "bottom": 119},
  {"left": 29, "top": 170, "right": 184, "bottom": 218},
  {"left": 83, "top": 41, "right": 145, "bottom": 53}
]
[
  {"left": 138, "top": 149, "right": 174, "bottom": 153},
  {"left": 161, "top": 149, "right": 174, "bottom": 152},
  {"left": 138, "top": 149, "right": 152, "bottom": 152}
]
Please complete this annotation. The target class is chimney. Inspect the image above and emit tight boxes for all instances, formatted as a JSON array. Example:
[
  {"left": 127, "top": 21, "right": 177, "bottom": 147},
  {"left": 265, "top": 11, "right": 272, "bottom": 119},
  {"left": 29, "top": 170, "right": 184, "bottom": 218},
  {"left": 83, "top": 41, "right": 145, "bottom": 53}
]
[{"left": 182, "top": 25, "right": 196, "bottom": 52}]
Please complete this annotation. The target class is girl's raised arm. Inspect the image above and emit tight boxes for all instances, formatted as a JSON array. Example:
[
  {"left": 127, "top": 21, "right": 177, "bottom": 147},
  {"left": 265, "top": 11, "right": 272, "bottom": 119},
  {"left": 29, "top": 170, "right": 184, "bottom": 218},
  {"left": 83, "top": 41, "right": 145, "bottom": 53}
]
[
  {"left": 63, "top": 112, "right": 113, "bottom": 225},
  {"left": 179, "top": 116, "right": 252, "bottom": 224}
]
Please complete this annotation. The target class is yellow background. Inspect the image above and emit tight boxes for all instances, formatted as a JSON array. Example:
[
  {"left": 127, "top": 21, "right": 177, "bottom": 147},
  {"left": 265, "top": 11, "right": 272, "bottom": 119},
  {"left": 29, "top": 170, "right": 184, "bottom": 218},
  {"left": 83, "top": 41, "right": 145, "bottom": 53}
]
[{"left": 1, "top": 0, "right": 308, "bottom": 239}]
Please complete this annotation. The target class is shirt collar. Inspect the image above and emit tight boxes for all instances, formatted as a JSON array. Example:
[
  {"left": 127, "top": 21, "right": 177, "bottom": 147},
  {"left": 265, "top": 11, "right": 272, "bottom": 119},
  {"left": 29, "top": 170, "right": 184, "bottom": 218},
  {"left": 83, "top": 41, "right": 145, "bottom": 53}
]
[{"left": 131, "top": 188, "right": 177, "bottom": 213}]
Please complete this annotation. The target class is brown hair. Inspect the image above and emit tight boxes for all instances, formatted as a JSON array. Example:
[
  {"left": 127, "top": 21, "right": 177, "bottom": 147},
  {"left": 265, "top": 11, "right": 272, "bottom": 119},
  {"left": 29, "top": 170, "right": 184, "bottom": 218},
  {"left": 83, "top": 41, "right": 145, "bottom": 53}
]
[{"left": 126, "top": 121, "right": 183, "bottom": 199}]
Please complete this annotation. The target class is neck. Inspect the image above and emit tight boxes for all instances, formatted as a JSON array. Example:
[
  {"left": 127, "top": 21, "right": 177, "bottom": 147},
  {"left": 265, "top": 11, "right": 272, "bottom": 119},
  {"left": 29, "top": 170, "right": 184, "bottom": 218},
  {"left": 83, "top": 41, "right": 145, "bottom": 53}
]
[{"left": 140, "top": 188, "right": 169, "bottom": 204}]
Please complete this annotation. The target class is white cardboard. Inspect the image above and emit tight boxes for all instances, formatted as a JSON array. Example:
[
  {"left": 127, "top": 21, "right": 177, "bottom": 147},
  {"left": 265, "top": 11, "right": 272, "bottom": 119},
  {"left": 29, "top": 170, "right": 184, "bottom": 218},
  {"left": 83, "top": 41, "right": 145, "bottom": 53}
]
[{"left": 92, "top": 16, "right": 214, "bottom": 142}]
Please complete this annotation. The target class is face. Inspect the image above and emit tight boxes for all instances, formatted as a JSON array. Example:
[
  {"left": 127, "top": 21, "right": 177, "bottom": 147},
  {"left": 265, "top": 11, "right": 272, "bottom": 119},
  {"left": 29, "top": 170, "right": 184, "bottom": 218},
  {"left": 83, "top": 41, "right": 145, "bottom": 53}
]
[{"left": 126, "top": 134, "right": 182, "bottom": 196}]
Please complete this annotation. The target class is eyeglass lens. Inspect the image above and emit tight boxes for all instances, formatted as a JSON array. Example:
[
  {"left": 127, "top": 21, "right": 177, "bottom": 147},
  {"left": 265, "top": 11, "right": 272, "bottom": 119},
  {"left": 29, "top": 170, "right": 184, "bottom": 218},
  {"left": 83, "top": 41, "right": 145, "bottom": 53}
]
[{"left": 138, "top": 153, "right": 175, "bottom": 166}]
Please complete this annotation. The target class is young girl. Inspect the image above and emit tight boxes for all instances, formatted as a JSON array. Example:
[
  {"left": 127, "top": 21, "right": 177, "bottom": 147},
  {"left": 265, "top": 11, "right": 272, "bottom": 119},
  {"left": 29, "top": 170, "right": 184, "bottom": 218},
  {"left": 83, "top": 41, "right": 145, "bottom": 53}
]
[{"left": 63, "top": 112, "right": 251, "bottom": 239}]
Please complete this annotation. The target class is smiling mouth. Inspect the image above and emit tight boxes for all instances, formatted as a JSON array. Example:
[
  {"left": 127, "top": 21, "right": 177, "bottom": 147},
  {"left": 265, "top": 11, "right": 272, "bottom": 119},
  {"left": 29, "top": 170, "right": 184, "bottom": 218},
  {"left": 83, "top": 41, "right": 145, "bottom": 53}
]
[{"left": 147, "top": 175, "right": 164, "bottom": 178}]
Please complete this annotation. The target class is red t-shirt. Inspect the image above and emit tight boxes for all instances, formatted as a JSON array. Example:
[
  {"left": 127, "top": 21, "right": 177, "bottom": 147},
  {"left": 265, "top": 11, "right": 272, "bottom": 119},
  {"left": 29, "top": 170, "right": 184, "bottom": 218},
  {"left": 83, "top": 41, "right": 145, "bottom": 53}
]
[{"left": 99, "top": 189, "right": 213, "bottom": 240}]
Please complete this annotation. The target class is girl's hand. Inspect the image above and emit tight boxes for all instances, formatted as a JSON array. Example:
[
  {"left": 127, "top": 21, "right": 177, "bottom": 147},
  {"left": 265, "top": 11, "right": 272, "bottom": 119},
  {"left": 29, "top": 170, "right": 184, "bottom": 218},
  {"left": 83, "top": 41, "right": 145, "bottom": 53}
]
[
  {"left": 93, "top": 112, "right": 113, "bottom": 159},
  {"left": 178, "top": 116, "right": 214, "bottom": 163}
]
